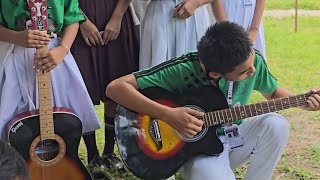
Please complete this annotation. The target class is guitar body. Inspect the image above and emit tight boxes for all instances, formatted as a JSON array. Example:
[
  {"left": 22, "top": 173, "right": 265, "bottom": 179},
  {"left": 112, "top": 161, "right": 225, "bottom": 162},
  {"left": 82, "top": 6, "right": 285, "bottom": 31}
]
[
  {"left": 7, "top": 108, "right": 92, "bottom": 180},
  {"left": 115, "top": 85, "right": 229, "bottom": 179}
]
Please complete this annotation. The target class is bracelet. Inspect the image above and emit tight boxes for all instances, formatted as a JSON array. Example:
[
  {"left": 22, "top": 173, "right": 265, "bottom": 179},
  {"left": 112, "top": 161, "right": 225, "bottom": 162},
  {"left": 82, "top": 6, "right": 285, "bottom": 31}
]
[{"left": 60, "top": 42, "right": 70, "bottom": 52}]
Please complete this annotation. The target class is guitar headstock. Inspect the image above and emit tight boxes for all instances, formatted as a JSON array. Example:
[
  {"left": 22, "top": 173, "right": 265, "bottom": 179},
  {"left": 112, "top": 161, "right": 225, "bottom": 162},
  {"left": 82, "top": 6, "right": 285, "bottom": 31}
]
[{"left": 28, "top": 0, "right": 48, "bottom": 31}]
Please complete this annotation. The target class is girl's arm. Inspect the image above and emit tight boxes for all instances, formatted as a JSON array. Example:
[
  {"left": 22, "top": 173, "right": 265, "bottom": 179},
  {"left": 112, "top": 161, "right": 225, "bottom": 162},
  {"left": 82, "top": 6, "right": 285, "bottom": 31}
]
[
  {"left": 0, "top": 25, "right": 50, "bottom": 48},
  {"left": 103, "top": 0, "right": 131, "bottom": 44},
  {"left": 79, "top": 9, "right": 104, "bottom": 46},
  {"left": 34, "top": 23, "right": 79, "bottom": 72},
  {"left": 211, "top": 0, "right": 227, "bottom": 22},
  {"left": 173, "top": 0, "right": 215, "bottom": 19},
  {"left": 248, "top": 0, "right": 266, "bottom": 43},
  {"left": 59, "top": 22, "right": 79, "bottom": 51}
]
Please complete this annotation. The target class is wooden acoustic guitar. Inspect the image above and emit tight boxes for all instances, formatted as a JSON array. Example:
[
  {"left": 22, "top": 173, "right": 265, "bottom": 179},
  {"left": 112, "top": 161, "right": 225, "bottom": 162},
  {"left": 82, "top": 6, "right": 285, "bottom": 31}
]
[
  {"left": 6, "top": 0, "right": 92, "bottom": 179},
  {"left": 114, "top": 85, "right": 319, "bottom": 179}
]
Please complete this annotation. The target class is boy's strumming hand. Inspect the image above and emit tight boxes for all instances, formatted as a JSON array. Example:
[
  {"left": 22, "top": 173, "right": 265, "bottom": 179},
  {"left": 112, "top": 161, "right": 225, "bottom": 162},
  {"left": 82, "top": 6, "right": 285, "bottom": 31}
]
[{"left": 164, "top": 107, "right": 204, "bottom": 138}]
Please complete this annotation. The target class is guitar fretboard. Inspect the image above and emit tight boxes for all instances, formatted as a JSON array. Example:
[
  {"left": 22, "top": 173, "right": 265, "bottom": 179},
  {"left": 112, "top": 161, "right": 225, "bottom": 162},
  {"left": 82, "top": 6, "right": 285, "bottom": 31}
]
[
  {"left": 38, "top": 70, "right": 55, "bottom": 140},
  {"left": 203, "top": 92, "right": 318, "bottom": 126}
]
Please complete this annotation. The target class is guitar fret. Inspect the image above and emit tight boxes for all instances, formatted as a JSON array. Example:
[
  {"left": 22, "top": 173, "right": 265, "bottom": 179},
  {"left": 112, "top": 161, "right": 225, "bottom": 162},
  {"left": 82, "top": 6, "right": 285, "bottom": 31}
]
[
  {"left": 222, "top": 110, "right": 227, "bottom": 124},
  {"left": 248, "top": 105, "right": 253, "bottom": 117},
  {"left": 220, "top": 111, "right": 224, "bottom": 124},
  {"left": 40, "top": 125, "right": 54, "bottom": 129},
  {"left": 205, "top": 114, "right": 210, "bottom": 126},
  {"left": 214, "top": 112, "right": 218, "bottom": 125},
  {"left": 259, "top": 102, "right": 263, "bottom": 115},
  {"left": 295, "top": 96, "right": 300, "bottom": 107},
  {"left": 224, "top": 109, "right": 229, "bottom": 122},
  {"left": 242, "top": 106, "right": 248, "bottom": 118},
  {"left": 272, "top": 99, "right": 277, "bottom": 111},
  {"left": 210, "top": 112, "right": 214, "bottom": 125},
  {"left": 209, "top": 113, "right": 213, "bottom": 126},
  {"left": 280, "top": 97, "right": 283, "bottom": 109},
  {"left": 203, "top": 114, "right": 208, "bottom": 126},
  {"left": 40, "top": 122, "right": 54, "bottom": 126},
  {"left": 221, "top": 111, "right": 225, "bottom": 124},
  {"left": 267, "top": 101, "right": 271, "bottom": 113},
  {"left": 236, "top": 106, "right": 240, "bottom": 119},
  {"left": 287, "top": 97, "right": 291, "bottom": 108},
  {"left": 228, "top": 108, "right": 233, "bottom": 122},
  {"left": 233, "top": 108, "right": 238, "bottom": 120},
  {"left": 217, "top": 111, "right": 221, "bottom": 124},
  {"left": 254, "top": 104, "right": 258, "bottom": 116}
]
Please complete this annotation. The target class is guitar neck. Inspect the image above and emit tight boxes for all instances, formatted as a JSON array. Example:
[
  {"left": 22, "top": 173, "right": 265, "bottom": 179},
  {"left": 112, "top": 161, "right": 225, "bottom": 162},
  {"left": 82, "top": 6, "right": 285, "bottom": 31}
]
[
  {"left": 37, "top": 45, "right": 55, "bottom": 140},
  {"left": 28, "top": 0, "right": 54, "bottom": 140},
  {"left": 203, "top": 91, "right": 319, "bottom": 126}
]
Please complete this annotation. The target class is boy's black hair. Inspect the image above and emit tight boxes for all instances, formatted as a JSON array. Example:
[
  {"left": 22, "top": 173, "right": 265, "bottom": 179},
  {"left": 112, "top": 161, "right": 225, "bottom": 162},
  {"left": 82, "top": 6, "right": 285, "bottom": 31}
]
[
  {"left": 197, "top": 21, "right": 253, "bottom": 75},
  {"left": 0, "top": 140, "right": 30, "bottom": 180}
]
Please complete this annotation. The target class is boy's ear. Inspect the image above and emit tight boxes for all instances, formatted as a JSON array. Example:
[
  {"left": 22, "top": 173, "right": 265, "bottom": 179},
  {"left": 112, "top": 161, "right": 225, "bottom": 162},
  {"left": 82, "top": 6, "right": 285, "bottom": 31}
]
[{"left": 208, "top": 72, "right": 222, "bottom": 79}]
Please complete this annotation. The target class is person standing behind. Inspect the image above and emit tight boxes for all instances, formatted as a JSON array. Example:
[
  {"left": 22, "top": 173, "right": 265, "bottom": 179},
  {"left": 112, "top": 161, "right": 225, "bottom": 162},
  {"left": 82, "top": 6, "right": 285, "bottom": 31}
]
[
  {"left": 139, "top": 0, "right": 214, "bottom": 69},
  {"left": 211, "top": 0, "right": 267, "bottom": 59},
  {"left": 0, "top": 0, "right": 101, "bottom": 144},
  {"left": 71, "top": 0, "right": 139, "bottom": 173}
]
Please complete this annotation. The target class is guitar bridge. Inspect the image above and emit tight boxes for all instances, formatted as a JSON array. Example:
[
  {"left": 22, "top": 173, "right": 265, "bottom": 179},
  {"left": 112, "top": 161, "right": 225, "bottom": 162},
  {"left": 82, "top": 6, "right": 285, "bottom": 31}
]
[{"left": 149, "top": 119, "right": 163, "bottom": 151}]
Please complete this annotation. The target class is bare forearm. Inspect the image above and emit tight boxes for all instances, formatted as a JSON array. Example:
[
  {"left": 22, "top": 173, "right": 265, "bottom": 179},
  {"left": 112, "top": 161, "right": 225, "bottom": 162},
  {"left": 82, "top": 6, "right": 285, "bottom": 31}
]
[
  {"left": 112, "top": 0, "right": 131, "bottom": 20},
  {"left": 0, "top": 26, "right": 20, "bottom": 44},
  {"left": 211, "top": 0, "right": 227, "bottom": 22},
  {"left": 195, "top": 0, "right": 215, "bottom": 7},
  {"left": 106, "top": 75, "right": 171, "bottom": 121},
  {"left": 59, "top": 23, "right": 79, "bottom": 50},
  {"left": 250, "top": 0, "right": 266, "bottom": 32}
]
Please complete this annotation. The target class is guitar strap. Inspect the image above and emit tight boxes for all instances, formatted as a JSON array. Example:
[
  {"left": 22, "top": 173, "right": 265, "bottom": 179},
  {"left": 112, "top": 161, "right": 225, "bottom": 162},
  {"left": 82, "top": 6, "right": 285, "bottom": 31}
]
[
  {"left": 226, "top": 81, "right": 234, "bottom": 108},
  {"left": 224, "top": 81, "right": 244, "bottom": 149}
]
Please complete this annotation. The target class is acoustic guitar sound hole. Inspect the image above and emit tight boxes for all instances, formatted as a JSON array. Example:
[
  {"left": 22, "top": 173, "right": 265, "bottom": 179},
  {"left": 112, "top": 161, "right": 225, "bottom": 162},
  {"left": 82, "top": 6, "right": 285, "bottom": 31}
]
[{"left": 35, "top": 139, "right": 60, "bottom": 161}]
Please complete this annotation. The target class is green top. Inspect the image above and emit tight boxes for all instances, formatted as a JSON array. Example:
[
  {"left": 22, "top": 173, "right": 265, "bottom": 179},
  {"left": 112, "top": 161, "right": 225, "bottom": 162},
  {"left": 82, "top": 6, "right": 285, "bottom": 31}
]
[
  {"left": 134, "top": 50, "right": 278, "bottom": 134},
  {"left": 0, "top": 0, "right": 84, "bottom": 32}
]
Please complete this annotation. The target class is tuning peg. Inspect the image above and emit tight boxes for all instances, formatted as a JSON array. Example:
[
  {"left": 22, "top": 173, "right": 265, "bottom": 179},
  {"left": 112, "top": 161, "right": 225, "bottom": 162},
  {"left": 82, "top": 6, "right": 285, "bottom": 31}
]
[
  {"left": 47, "top": 6, "right": 52, "bottom": 9},
  {"left": 48, "top": 14, "right": 52, "bottom": 19}
]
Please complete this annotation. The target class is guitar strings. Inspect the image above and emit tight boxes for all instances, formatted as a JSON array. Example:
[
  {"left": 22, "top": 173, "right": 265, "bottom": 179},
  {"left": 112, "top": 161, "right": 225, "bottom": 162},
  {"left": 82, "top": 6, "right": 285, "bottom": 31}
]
[{"left": 203, "top": 95, "right": 311, "bottom": 126}]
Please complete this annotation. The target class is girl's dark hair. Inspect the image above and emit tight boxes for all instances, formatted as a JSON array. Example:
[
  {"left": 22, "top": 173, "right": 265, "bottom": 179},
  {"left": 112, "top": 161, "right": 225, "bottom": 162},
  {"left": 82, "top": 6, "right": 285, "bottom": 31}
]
[
  {"left": 197, "top": 21, "right": 252, "bottom": 74},
  {"left": 0, "top": 140, "right": 30, "bottom": 180}
]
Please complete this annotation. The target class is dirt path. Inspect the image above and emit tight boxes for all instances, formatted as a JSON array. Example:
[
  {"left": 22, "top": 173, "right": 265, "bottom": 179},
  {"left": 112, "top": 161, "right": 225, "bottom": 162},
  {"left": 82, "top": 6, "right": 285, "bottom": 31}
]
[{"left": 264, "top": 9, "right": 320, "bottom": 17}]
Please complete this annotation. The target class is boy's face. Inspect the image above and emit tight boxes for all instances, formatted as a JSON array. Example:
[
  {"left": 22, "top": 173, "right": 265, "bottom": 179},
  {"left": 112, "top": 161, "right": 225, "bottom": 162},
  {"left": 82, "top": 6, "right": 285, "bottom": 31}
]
[{"left": 220, "top": 50, "right": 256, "bottom": 82}]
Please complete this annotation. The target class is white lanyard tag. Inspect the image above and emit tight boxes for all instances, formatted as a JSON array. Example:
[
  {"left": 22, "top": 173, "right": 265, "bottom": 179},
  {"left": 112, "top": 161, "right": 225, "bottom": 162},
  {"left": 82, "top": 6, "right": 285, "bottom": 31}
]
[{"left": 223, "top": 81, "right": 244, "bottom": 149}]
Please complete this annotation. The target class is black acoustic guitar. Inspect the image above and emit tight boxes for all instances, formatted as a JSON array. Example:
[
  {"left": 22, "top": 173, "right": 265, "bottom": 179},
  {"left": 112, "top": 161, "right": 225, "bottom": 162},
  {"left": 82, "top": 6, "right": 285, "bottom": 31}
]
[
  {"left": 114, "top": 85, "right": 318, "bottom": 179},
  {"left": 6, "top": 1, "right": 92, "bottom": 179}
]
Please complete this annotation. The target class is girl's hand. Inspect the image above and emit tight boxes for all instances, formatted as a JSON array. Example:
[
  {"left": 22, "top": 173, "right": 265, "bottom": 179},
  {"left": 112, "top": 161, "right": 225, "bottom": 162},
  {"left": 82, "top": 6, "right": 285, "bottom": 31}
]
[
  {"left": 173, "top": 0, "right": 200, "bottom": 19},
  {"left": 17, "top": 29, "right": 51, "bottom": 48},
  {"left": 103, "top": 17, "right": 122, "bottom": 45},
  {"left": 34, "top": 46, "right": 68, "bottom": 73},
  {"left": 80, "top": 19, "right": 104, "bottom": 46}
]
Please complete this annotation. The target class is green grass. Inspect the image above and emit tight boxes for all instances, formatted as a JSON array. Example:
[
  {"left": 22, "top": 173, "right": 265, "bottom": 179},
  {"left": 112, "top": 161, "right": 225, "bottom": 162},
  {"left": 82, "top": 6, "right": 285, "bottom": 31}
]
[
  {"left": 266, "top": 0, "right": 320, "bottom": 10},
  {"left": 307, "top": 145, "right": 320, "bottom": 165},
  {"left": 79, "top": 16, "right": 320, "bottom": 179}
]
